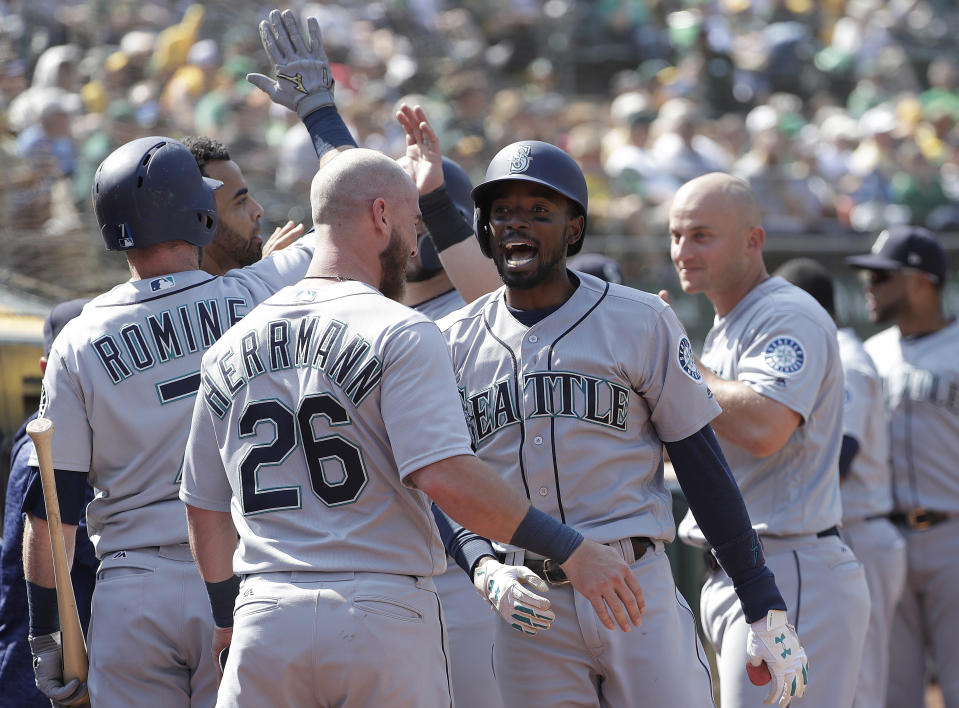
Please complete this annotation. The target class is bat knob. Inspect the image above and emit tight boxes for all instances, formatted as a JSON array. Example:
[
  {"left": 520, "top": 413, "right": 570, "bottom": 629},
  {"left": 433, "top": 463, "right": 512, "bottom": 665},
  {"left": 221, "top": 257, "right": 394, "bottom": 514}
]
[{"left": 26, "top": 417, "right": 54, "bottom": 439}]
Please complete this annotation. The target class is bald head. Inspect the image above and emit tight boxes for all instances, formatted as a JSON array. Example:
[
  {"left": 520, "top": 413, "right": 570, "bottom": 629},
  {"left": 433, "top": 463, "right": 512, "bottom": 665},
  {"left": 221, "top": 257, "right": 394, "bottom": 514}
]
[
  {"left": 671, "top": 172, "right": 761, "bottom": 232},
  {"left": 668, "top": 172, "right": 768, "bottom": 315},
  {"left": 310, "top": 148, "right": 418, "bottom": 229}
]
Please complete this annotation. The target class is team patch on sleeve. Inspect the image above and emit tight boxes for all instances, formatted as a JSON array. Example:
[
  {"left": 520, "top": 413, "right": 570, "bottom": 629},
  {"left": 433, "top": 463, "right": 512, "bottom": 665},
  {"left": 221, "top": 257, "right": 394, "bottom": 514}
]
[
  {"left": 677, "top": 336, "right": 703, "bottom": 382},
  {"left": 764, "top": 336, "right": 805, "bottom": 375}
]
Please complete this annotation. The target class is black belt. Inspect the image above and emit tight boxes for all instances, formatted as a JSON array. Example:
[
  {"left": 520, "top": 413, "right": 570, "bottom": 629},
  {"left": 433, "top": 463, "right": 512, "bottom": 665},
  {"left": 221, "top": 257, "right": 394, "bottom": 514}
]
[
  {"left": 704, "top": 526, "right": 839, "bottom": 573},
  {"left": 523, "top": 537, "right": 653, "bottom": 586},
  {"left": 889, "top": 509, "right": 953, "bottom": 530}
]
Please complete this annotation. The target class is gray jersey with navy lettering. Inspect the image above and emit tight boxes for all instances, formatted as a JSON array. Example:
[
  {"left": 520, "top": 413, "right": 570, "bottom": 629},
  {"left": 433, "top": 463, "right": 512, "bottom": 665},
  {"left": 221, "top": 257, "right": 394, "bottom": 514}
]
[
  {"left": 438, "top": 273, "right": 721, "bottom": 548},
  {"left": 837, "top": 327, "right": 893, "bottom": 521},
  {"left": 864, "top": 319, "right": 959, "bottom": 513},
  {"left": 31, "top": 239, "right": 315, "bottom": 557},
  {"left": 180, "top": 280, "right": 475, "bottom": 576},
  {"left": 681, "top": 276, "right": 843, "bottom": 542}
]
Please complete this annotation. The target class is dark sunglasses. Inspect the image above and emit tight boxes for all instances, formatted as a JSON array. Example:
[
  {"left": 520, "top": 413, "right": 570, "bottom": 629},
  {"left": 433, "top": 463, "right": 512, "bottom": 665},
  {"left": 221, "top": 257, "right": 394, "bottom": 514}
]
[{"left": 861, "top": 269, "right": 896, "bottom": 285}]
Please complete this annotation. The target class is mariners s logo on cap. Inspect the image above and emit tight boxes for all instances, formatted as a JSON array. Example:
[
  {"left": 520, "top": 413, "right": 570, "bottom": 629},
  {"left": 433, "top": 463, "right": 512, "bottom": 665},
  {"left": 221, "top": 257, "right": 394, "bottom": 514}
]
[
  {"left": 764, "top": 336, "right": 805, "bottom": 375},
  {"left": 507, "top": 145, "right": 532, "bottom": 174},
  {"left": 677, "top": 336, "right": 703, "bottom": 381}
]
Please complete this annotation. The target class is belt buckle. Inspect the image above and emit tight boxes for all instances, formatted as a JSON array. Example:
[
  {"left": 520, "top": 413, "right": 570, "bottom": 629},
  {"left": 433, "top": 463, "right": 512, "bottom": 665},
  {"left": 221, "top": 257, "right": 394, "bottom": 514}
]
[
  {"left": 907, "top": 509, "right": 932, "bottom": 530},
  {"left": 541, "top": 559, "right": 569, "bottom": 585}
]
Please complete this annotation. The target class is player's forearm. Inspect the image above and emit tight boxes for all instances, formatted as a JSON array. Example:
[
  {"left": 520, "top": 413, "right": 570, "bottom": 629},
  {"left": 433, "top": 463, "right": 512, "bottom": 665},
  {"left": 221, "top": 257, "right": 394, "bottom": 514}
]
[
  {"left": 23, "top": 514, "right": 77, "bottom": 586},
  {"left": 436, "top": 238, "right": 502, "bottom": 303},
  {"left": 700, "top": 370, "right": 800, "bottom": 457},
  {"left": 185, "top": 505, "right": 237, "bottom": 583},
  {"left": 412, "top": 455, "right": 530, "bottom": 543}
]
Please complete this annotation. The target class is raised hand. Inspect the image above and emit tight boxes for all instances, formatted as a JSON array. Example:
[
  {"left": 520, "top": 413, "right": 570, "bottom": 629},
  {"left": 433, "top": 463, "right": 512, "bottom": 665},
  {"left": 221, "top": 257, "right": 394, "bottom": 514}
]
[
  {"left": 247, "top": 9, "right": 335, "bottom": 118},
  {"left": 395, "top": 103, "right": 444, "bottom": 195}
]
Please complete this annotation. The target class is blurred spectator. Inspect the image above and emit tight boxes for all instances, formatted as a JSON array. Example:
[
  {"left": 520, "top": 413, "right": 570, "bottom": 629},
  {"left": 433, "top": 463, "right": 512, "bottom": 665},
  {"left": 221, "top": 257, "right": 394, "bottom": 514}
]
[
  {"left": 1, "top": 0, "right": 958, "bottom": 307},
  {"left": 16, "top": 92, "right": 75, "bottom": 177}
]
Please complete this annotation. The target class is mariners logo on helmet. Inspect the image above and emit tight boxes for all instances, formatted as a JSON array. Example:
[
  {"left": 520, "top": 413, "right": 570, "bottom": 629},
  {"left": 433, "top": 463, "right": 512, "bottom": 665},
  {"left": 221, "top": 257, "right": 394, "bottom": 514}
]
[{"left": 508, "top": 145, "right": 532, "bottom": 174}]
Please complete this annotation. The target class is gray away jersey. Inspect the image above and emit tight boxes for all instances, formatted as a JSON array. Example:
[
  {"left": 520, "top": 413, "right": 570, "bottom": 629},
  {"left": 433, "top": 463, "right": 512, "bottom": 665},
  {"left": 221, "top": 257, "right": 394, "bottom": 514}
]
[
  {"left": 30, "top": 238, "right": 315, "bottom": 557},
  {"left": 837, "top": 327, "right": 893, "bottom": 520},
  {"left": 180, "top": 280, "right": 475, "bottom": 577},
  {"left": 438, "top": 272, "right": 721, "bottom": 548},
  {"left": 864, "top": 318, "right": 959, "bottom": 513},
  {"left": 681, "top": 276, "right": 843, "bottom": 543}
]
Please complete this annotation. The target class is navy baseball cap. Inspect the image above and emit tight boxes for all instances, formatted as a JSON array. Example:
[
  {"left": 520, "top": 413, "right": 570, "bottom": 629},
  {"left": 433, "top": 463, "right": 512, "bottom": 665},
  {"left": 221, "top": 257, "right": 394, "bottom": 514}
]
[
  {"left": 568, "top": 253, "right": 624, "bottom": 284},
  {"left": 43, "top": 298, "right": 90, "bottom": 355},
  {"left": 845, "top": 226, "right": 948, "bottom": 283}
]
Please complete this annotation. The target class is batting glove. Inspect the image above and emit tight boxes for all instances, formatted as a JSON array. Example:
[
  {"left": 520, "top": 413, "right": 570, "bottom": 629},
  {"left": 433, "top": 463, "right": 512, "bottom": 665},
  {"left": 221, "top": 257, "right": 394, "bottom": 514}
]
[
  {"left": 247, "top": 9, "right": 335, "bottom": 119},
  {"left": 746, "top": 610, "right": 809, "bottom": 706},
  {"left": 473, "top": 559, "right": 554, "bottom": 635},
  {"left": 28, "top": 631, "right": 89, "bottom": 707}
]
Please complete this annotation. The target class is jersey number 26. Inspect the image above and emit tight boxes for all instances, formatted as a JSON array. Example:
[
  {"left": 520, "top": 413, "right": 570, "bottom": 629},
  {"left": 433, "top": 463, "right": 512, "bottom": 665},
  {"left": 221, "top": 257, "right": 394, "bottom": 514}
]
[{"left": 239, "top": 393, "right": 368, "bottom": 514}]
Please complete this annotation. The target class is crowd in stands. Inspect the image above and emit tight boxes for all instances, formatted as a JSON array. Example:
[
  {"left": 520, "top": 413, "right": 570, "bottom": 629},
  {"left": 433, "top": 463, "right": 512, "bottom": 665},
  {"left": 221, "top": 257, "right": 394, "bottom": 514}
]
[{"left": 2, "top": 0, "right": 959, "bottom": 292}]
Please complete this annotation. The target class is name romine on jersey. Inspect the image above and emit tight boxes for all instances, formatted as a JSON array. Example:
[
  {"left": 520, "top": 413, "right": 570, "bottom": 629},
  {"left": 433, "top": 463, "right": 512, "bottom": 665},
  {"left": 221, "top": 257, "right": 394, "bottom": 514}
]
[
  {"left": 92, "top": 296, "right": 250, "bottom": 387},
  {"left": 201, "top": 315, "right": 382, "bottom": 418},
  {"left": 458, "top": 372, "right": 631, "bottom": 447}
]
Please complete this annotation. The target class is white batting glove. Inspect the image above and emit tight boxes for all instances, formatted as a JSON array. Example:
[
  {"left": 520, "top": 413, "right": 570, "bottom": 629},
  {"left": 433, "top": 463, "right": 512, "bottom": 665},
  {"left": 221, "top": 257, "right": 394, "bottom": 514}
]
[
  {"left": 473, "top": 558, "right": 554, "bottom": 635},
  {"left": 247, "top": 9, "right": 335, "bottom": 118},
  {"left": 28, "top": 631, "right": 89, "bottom": 707},
  {"left": 746, "top": 609, "right": 809, "bottom": 706}
]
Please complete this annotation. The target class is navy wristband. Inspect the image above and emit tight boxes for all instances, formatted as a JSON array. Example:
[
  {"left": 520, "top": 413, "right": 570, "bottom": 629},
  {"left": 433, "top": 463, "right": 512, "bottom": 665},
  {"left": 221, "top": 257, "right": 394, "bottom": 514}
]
[
  {"left": 26, "top": 581, "right": 60, "bottom": 636},
  {"left": 510, "top": 506, "right": 583, "bottom": 564},
  {"left": 303, "top": 105, "right": 357, "bottom": 160},
  {"left": 205, "top": 576, "right": 241, "bottom": 628},
  {"left": 419, "top": 187, "right": 474, "bottom": 252}
]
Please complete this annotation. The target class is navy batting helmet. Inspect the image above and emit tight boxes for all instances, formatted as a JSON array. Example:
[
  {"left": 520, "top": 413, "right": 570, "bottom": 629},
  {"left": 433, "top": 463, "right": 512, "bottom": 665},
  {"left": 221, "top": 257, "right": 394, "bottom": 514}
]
[
  {"left": 471, "top": 140, "right": 588, "bottom": 258},
  {"left": 418, "top": 157, "right": 474, "bottom": 272},
  {"left": 93, "top": 136, "right": 222, "bottom": 251}
]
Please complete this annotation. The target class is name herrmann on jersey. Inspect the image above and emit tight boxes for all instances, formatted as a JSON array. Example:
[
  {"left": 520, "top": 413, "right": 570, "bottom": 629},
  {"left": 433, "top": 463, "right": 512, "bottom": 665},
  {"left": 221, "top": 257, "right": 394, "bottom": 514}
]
[{"left": 202, "top": 315, "right": 383, "bottom": 419}]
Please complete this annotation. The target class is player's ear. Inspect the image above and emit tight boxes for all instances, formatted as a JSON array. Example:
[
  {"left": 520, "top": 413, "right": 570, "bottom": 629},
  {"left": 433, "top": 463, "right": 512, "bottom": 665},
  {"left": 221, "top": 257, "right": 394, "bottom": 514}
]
[
  {"left": 565, "top": 214, "right": 585, "bottom": 249},
  {"left": 745, "top": 225, "right": 765, "bottom": 253},
  {"left": 370, "top": 197, "right": 390, "bottom": 239}
]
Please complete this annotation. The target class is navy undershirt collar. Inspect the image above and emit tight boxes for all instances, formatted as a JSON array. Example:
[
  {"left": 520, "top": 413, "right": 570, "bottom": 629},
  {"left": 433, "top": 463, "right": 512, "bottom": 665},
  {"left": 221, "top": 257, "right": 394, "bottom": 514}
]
[{"left": 505, "top": 273, "right": 581, "bottom": 327}]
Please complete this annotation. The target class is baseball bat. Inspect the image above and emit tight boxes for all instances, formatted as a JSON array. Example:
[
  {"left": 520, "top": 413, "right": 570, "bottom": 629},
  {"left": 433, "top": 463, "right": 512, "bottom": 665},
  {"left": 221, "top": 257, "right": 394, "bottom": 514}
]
[{"left": 26, "top": 417, "right": 90, "bottom": 698}]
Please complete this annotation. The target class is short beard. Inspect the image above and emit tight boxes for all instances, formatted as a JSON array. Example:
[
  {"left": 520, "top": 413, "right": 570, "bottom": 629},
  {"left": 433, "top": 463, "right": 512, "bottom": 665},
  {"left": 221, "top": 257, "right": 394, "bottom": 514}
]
[
  {"left": 379, "top": 229, "right": 409, "bottom": 302},
  {"left": 215, "top": 220, "right": 262, "bottom": 268}
]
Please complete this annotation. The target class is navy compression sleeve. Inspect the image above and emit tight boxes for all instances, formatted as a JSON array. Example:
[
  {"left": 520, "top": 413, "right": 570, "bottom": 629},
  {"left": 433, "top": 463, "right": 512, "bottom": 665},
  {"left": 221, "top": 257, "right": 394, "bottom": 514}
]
[
  {"left": 22, "top": 467, "right": 88, "bottom": 525},
  {"left": 666, "top": 425, "right": 786, "bottom": 623},
  {"left": 431, "top": 503, "right": 496, "bottom": 576},
  {"left": 838, "top": 435, "right": 860, "bottom": 480}
]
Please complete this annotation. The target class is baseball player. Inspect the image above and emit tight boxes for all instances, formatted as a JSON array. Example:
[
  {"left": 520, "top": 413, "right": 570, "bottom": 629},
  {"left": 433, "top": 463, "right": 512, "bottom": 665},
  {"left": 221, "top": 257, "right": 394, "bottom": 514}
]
[
  {"left": 439, "top": 141, "right": 808, "bottom": 707},
  {"left": 21, "top": 135, "right": 317, "bottom": 706},
  {"left": 180, "top": 148, "right": 646, "bottom": 708},
  {"left": 0, "top": 299, "right": 95, "bottom": 708},
  {"left": 183, "top": 135, "right": 307, "bottom": 274},
  {"left": 846, "top": 226, "right": 959, "bottom": 707},
  {"left": 667, "top": 172, "right": 870, "bottom": 708},
  {"left": 774, "top": 257, "right": 906, "bottom": 708}
]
